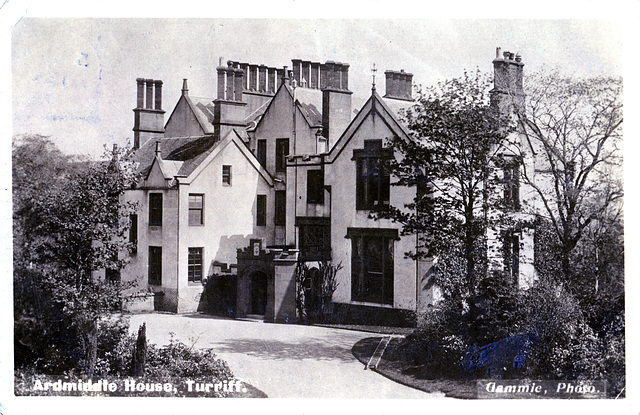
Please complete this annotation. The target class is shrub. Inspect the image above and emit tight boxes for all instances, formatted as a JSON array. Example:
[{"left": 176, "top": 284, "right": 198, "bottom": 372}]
[
  {"left": 202, "top": 274, "right": 237, "bottom": 317},
  {"left": 400, "top": 307, "right": 468, "bottom": 378}
]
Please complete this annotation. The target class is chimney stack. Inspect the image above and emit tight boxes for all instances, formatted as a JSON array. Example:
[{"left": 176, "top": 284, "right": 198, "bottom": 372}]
[
  {"left": 384, "top": 69, "right": 413, "bottom": 101},
  {"left": 133, "top": 78, "right": 165, "bottom": 149},
  {"left": 155, "top": 140, "right": 162, "bottom": 158},
  {"left": 490, "top": 46, "right": 525, "bottom": 114}
]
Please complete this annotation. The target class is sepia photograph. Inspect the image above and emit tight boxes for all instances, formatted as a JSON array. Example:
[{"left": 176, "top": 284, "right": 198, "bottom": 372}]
[{"left": 3, "top": 2, "right": 637, "bottom": 414}]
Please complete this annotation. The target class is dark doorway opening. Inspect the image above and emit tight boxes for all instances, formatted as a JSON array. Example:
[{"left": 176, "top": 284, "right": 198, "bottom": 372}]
[{"left": 250, "top": 271, "right": 268, "bottom": 315}]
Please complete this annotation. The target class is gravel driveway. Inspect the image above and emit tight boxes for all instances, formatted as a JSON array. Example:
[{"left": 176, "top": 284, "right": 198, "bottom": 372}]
[{"left": 127, "top": 313, "right": 442, "bottom": 399}]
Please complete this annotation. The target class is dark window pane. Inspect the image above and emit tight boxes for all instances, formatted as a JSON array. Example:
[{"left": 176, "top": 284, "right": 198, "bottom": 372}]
[
  {"left": 275, "top": 190, "right": 286, "bottom": 226},
  {"left": 354, "top": 140, "right": 390, "bottom": 211},
  {"left": 149, "top": 193, "right": 163, "bottom": 226},
  {"left": 148, "top": 246, "right": 162, "bottom": 285},
  {"left": 307, "top": 169, "right": 324, "bottom": 204},
  {"left": 257, "top": 139, "right": 267, "bottom": 167},
  {"left": 188, "top": 247, "right": 203, "bottom": 283},
  {"left": 349, "top": 229, "right": 394, "bottom": 305},
  {"left": 256, "top": 195, "right": 266, "bottom": 226},
  {"left": 275, "top": 138, "right": 289, "bottom": 173},
  {"left": 222, "top": 165, "right": 232, "bottom": 185}
]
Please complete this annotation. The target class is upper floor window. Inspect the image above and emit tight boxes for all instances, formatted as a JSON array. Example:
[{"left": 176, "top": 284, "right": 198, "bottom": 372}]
[
  {"left": 307, "top": 169, "right": 324, "bottom": 205},
  {"left": 257, "top": 139, "right": 267, "bottom": 167},
  {"left": 353, "top": 140, "right": 391, "bottom": 211},
  {"left": 275, "top": 190, "right": 286, "bottom": 226},
  {"left": 222, "top": 165, "right": 232, "bottom": 185},
  {"left": 149, "top": 193, "right": 163, "bottom": 226},
  {"left": 256, "top": 194, "right": 267, "bottom": 227},
  {"left": 275, "top": 138, "right": 289, "bottom": 173},
  {"left": 503, "top": 160, "right": 520, "bottom": 211},
  {"left": 189, "top": 194, "right": 204, "bottom": 226}
]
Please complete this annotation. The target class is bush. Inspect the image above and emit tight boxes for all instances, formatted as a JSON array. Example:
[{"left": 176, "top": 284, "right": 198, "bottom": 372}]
[
  {"left": 15, "top": 320, "right": 236, "bottom": 397},
  {"left": 202, "top": 274, "right": 237, "bottom": 317},
  {"left": 399, "top": 307, "right": 468, "bottom": 378}
]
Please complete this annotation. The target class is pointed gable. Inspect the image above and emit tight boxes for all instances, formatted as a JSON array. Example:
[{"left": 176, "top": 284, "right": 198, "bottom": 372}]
[
  {"left": 164, "top": 95, "right": 215, "bottom": 138},
  {"left": 327, "top": 90, "right": 412, "bottom": 163}
]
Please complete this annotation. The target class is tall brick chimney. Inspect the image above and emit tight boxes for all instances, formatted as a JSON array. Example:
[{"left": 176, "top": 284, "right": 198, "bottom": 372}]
[
  {"left": 490, "top": 47, "right": 525, "bottom": 115},
  {"left": 214, "top": 62, "right": 247, "bottom": 141},
  {"left": 321, "top": 60, "right": 352, "bottom": 148},
  {"left": 133, "top": 78, "right": 165, "bottom": 149},
  {"left": 384, "top": 69, "right": 413, "bottom": 101}
]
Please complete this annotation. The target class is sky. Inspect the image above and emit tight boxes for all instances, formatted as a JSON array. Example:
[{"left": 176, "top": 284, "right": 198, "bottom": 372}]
[{"left": 10, "top": 17, "right": 624, "bottom": 158}]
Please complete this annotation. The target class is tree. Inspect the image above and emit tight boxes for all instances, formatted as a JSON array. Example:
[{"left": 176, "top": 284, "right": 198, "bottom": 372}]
[
  {"left": 13, "top": 135, "right": 138, "bottom": 376},
  {"left": 514, "top": 70, "right": 623, "bottom": 286},
  {"left": 380, "top": 70, "right": 512, "bottom": 302}
]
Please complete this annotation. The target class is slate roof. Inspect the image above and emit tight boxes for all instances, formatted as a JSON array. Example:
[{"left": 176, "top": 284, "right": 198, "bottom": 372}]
[
  {"left": 293, "top": 86, "right": 323, "bottom": 127},
  {"left": 187, "top": 96, "right": 216, "bottom": 135},
  {"left": 133, "top": 135, "right": 220, "bottom": 179}
]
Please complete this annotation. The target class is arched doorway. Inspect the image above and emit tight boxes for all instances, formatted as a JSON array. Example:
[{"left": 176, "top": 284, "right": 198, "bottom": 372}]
[{"left": 249, "top": 270, "right": 268, "bottom": 315}]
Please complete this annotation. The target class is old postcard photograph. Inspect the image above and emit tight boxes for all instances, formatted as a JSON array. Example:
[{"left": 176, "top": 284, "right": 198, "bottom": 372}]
[{"left": 3, "top": 1, "right": 638, "bottom": 414}]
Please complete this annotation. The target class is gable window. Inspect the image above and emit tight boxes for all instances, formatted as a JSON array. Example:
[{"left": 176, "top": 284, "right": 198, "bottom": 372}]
[
  {"left": 188, "top": 247, "right": 203, "bottom": 283},
  {"left": 148, "top": 246, "right": 162, "bottom": 285},
  {"left": 256, "top": 195, "right": 266, "bottom": 226},
  {"left": 307, "top": 169, "right": 324, "bottom": 205},
  {"left": 222, "top": 165, "right": 232, "bottom": 185},
  {"left": 348, "top": 228, "right": 396, "bottom": 305},
  {"left": 257, "top": 139, "right": 267, "bottom": 167},
  {"left": 275, "top": 190, "right": 286, "bottom": 226},
  {"left": 503, "top": 160, "right": 520, "bottom": 210},
  {"left": 275, "top": 138, "right": 289, "bottom": 173},
  {"left": 149, "top": 193, "right": 163, "bottom": 226},
  {"left": 353, "top": 140, "right": 391, "bottom": 211},
  {"left": 189, "top": 194, "right": 204, "bottom": 226}
]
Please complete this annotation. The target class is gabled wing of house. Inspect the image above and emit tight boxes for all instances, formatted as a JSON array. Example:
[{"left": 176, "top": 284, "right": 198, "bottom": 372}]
[{"left": 327, "top": 89, "right": 411, "bottom": 162}]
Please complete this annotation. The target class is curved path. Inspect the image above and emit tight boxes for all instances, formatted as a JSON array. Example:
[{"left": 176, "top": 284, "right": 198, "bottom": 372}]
[{"left": 128, "top": 313, "right": 441, "bottom": 399}]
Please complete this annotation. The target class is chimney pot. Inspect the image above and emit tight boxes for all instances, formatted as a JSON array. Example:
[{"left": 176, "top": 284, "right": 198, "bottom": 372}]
[
  {"left": 136, "top": 78, "right": 145, "bottom": 108},
  {"left": 515, "top": 53, "right": 522, "bottom": 62},
  {"left": 496, "top": 47, "right": 502, "bottom": 59},
  {"left": 145, "top": 79, "right": 154, "bottom": 109},
  {"left": 154, "top": 80, "right": 163, "bottom": 110},
  {"left": 503, "top": 51, "right": 510, "bottom": 59}
]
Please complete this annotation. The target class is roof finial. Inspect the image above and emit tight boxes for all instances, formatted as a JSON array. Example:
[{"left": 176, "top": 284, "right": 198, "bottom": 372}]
[{"left": 371, "top": 63, "right": 377, "bottom": 91}]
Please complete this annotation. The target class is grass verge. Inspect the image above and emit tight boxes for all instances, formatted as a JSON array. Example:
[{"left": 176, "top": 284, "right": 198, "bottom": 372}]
[{"left": 352, "top": 337, "right": 476, "bottom": 399}]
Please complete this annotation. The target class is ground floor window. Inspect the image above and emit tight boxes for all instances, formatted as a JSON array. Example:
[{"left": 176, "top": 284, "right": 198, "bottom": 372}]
[
  {"left": 188, "top": 247, "right": 203, "bottom": 283},
  {"left": 148, "top": 246, "right": 162, "bottom": 285},
  {"left": 347, "top": 228, "right": 397, "bottom": 305}
]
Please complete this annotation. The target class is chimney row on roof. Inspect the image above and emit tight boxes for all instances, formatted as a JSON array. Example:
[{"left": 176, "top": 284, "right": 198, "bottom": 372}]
[{"left": 291, "top": 59, "right": 350, "bottom": 91}]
